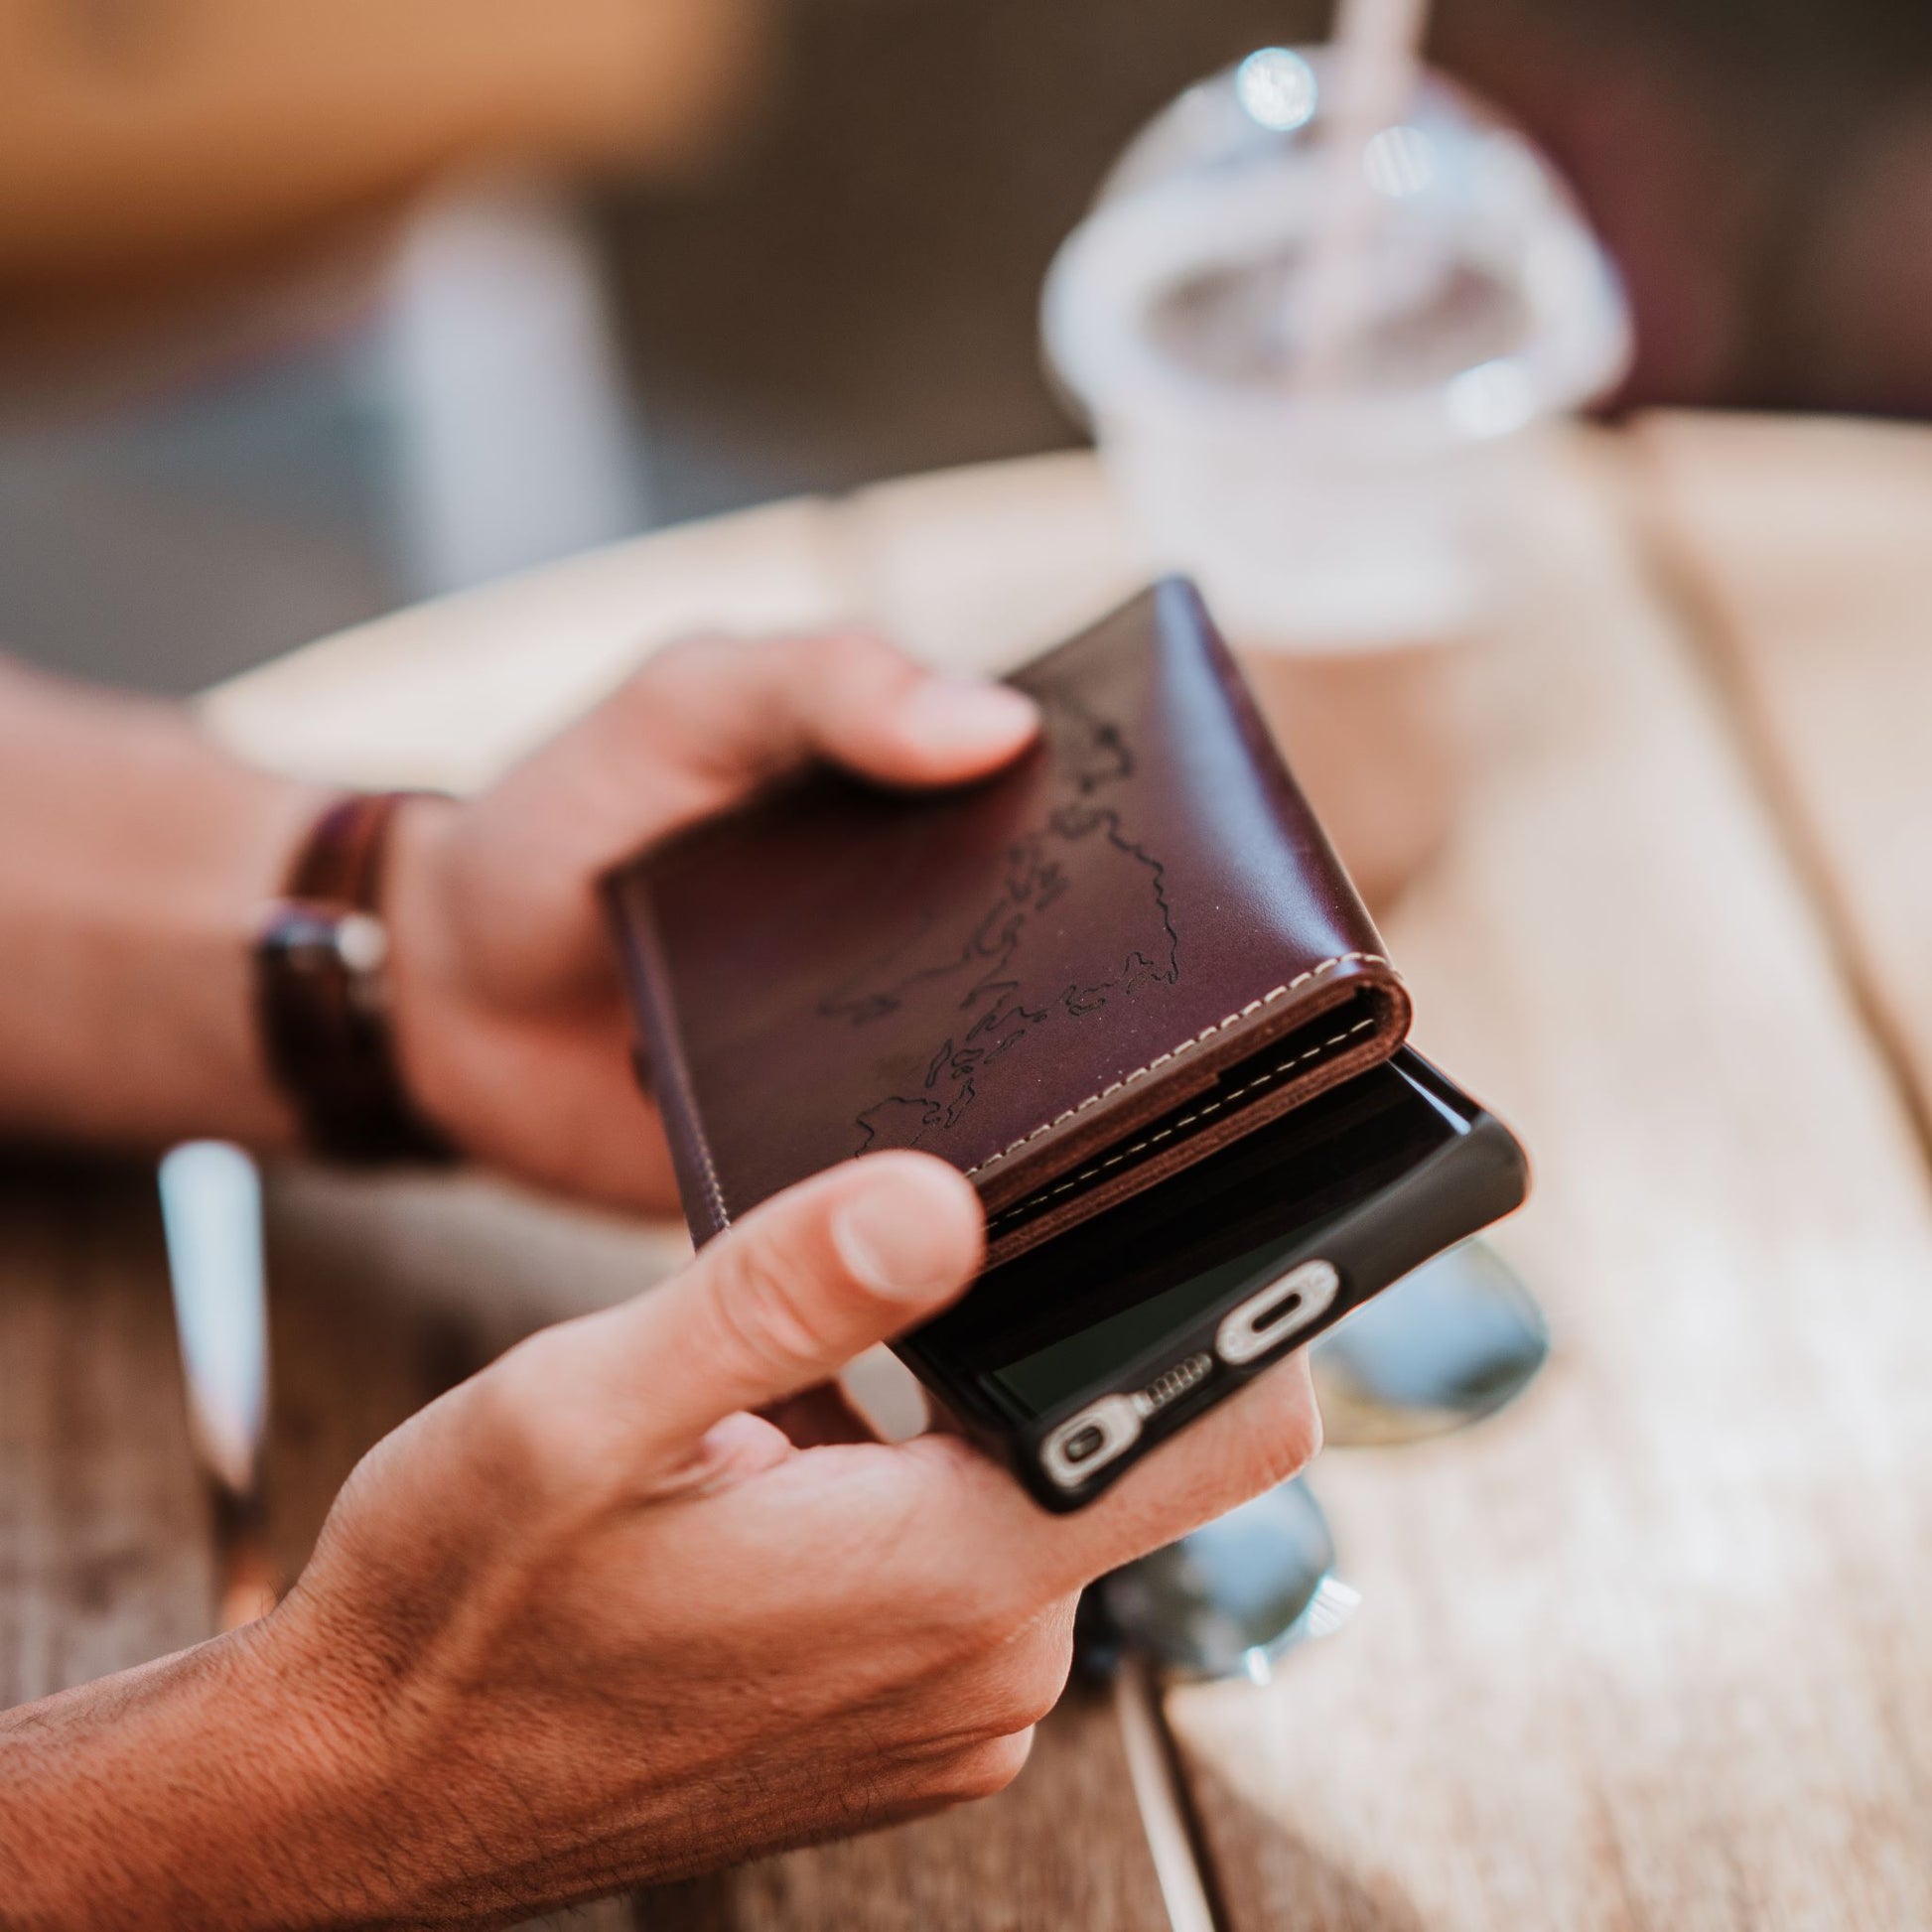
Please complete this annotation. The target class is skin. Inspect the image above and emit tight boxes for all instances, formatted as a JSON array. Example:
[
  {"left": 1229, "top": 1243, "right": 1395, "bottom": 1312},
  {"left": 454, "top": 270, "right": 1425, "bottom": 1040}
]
[{"left": 0, "top": 635, "right": 1322, "bottom": 1927}]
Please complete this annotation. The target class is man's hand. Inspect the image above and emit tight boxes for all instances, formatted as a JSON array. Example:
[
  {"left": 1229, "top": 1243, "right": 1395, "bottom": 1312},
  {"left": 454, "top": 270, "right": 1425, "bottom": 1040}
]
[
  {"left": 0, "top": 1152, "right": 1321, "bottom": 1928},
  {"left": 0, "top": 633, "right": 1030, "bottom": 1184},
  {"left": 383, "top": 632, "right": 1039, "bottom": 1206}
]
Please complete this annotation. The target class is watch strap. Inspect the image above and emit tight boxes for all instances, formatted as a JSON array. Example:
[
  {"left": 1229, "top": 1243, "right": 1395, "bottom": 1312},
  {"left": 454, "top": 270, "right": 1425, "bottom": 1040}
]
[{"left": 256, "top": 791, "right": 456, "bottom": 1164}]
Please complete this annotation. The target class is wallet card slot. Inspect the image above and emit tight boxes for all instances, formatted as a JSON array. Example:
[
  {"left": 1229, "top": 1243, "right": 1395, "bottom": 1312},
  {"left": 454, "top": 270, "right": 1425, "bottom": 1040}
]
[{"left": 983, "top": 991, "right": 1385, "bottom": 1243}]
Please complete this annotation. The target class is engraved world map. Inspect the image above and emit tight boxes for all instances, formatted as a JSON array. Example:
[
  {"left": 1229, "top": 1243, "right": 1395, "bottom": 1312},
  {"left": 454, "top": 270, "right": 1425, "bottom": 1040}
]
[{"left": 820, "top": 699, "right": 1180, "bottom": 1157}]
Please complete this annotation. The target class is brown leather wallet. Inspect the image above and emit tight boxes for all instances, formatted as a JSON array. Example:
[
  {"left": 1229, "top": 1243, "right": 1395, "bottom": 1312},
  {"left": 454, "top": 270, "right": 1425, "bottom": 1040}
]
[{"left": 606, "top": 579, "right": 1412, "bottom": 1267}]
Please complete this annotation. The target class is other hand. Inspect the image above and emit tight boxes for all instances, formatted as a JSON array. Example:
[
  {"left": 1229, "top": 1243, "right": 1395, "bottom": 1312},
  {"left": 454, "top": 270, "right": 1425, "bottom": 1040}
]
[{"left": 382, "top": 633, "right": 1038, "bottom": 1206}]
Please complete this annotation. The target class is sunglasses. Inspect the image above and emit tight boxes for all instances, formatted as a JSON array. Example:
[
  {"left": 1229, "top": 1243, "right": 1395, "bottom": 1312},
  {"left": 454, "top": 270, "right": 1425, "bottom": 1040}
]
[{"left": 1077, "top": 1240, "right": 1547, "bottom": 1683}]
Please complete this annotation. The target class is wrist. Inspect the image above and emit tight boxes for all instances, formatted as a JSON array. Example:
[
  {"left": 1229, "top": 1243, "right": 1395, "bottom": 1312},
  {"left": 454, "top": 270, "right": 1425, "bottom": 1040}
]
[
  {"left": 0, "top": 667, "right": 328, "bottom": 1150},
  {"left": 183, "top": 762, "right": 336, "bottom": 1150}
]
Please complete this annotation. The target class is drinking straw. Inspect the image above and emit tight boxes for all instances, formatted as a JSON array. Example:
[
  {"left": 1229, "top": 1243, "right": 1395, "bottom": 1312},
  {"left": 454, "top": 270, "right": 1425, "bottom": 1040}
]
[{"left": 1290, "top": 0, "right": 1432, "bottom": 392}]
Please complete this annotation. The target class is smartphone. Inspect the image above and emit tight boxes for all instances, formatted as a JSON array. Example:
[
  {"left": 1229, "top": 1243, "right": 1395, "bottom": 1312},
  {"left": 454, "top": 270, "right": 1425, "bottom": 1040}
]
[{"left": 897, "top": 1048, "right": 1529, "bottom": 1510}]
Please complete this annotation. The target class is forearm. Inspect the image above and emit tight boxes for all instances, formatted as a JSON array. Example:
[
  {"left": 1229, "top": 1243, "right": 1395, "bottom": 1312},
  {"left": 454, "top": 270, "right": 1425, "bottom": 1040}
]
[
  {"left": 0, "top": 657, "right": 323, "bottom": 1150},
  {"left": 0, "top": 1626, "right": 383, "bottom": 1932}
]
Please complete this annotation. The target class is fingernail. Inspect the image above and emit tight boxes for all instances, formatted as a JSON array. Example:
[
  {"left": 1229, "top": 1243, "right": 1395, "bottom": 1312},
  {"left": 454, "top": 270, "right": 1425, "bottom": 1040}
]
[
  {"left": 895, "top": 678, "right": 1038, "bottom": 756},
  {"left": 832, "top": 1161, "right": 978, "bottom": 1303}
]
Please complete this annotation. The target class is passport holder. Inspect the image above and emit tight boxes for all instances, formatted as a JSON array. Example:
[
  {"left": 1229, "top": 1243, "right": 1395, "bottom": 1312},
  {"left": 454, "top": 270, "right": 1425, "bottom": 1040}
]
[{"left": 606, "top": 579, "right": 1412, "bottom": 1266}]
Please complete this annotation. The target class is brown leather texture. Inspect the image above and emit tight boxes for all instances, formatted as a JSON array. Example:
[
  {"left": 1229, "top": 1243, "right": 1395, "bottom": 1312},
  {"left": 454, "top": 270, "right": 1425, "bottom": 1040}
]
[{"left": 607, "top": 580, "right": 1411, "bottom": 1261}]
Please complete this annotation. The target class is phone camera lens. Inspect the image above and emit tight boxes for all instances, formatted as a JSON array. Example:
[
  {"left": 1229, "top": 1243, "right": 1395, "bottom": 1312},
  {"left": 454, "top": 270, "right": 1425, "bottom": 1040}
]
[{"left": 1062, "top": 1423, "right": 1108, "bottom": 1464}]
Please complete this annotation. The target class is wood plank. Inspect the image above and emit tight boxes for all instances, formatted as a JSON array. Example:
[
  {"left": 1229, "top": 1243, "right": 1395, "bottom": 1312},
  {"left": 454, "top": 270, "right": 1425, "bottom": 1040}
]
[
  {"left": 1159, "top": 433, "right": 1932, "bottom": 1929},
  {"left": 259, "top": 1174, "right": 484, "bottom": 1599},
  {"left": 0, "top": 1160, "right": 212, "bottom": 1705},
  {"left": 1631, "top": 410, "right": 1932, "bottom": 1147},
  {"left": 637, "top": 1690, "right": 1169, "bottom": 1932}
]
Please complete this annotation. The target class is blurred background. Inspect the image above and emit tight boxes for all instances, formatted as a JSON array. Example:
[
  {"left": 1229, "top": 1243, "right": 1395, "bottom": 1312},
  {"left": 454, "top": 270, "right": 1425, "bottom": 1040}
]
[{"left": 5, "top": 0, "right": 1932, "bottom": 694}]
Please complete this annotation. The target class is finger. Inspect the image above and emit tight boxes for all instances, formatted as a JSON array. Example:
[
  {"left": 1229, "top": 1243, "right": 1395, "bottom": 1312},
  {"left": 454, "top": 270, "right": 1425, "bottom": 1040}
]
[
  {"left": 930, "top": 1726, "right": 1036, "bottom": 1807},
  {"left": 1057, "top": 1352, "right": 1324, "bottom": 1584},
  {"left": 651, "top": 1410, "right": 798, "bottom": 1499},
  {"left": 543, "top": 630, "right": 1039, "bottom": 860},
  {"left": 641, "top": 630, "right": 1039, "bottom": 791},
  {"left": 896, "top": 1349, "right": 1324, "bottom": 1599},
  {"left": 594, "top": 1151, "right": 985, "bottom": 1454},
  {"left": 761, "top": 1384, "right": 878, "bottom": 1448}
]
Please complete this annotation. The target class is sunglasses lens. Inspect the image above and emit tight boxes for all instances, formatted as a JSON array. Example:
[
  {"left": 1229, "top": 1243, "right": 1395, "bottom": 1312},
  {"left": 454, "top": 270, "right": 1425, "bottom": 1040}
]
[
  {"left": 1311, "top": 1239, "right": 1548, "bottom": 1447},
  {"left": 1095, "top": 1477, "right": 1354, "bottom": 1681},
  {"left": 1078, "top": 1246, "right": 1542, "bottom": 1680}
]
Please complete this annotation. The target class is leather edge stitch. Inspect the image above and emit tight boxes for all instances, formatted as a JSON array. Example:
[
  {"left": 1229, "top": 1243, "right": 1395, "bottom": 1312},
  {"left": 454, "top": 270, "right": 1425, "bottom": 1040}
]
[
  {"left": 960, "top": 952, "right": 1397, "bottom": 1182},
  {"left": 608, "top": 873, "right": 736, "bottom": 1236}
]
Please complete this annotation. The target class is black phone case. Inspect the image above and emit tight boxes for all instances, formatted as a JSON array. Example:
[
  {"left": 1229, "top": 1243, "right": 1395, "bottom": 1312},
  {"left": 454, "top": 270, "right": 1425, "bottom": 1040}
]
[{"left": 898, "top": 1049, "right": 1529, "bottom": 1511}]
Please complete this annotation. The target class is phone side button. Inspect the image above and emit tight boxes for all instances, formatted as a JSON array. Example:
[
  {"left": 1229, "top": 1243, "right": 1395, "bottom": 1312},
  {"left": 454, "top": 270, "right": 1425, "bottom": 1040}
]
[
  {"left": 1216, "top": 1259, "right": 1342, "bottom": 1366},
  {"left": 1039, "top": 1395, "right": 1143, "bottom": 1491}
]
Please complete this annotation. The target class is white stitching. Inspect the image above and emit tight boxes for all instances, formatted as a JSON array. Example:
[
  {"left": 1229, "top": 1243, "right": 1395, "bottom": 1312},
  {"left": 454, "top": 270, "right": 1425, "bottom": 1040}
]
[
  {"left": 984, "top": 1011, "right": 1380, "bottom": 1233},
  {"left": 693, "top": 1124, "right": 731, "bottom": 1231},
  {"left": 962, "top": 952, "right": 1388, "bottom": 1180},
  {"left": 713, "top": 948, "right": 1389, "bottom": 1232},
  {"left": 636, "top": 903, "right": 737, "bottom": 1234},
  {"left": 670, "top": 1034, "right": 731, "bottom": 1231}
]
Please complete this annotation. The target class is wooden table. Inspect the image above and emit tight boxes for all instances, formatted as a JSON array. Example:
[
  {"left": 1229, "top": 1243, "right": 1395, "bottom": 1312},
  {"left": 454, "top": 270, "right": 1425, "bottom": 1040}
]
[{"left": 7, "top": 412, "right": 1932, "bottom": 1930}]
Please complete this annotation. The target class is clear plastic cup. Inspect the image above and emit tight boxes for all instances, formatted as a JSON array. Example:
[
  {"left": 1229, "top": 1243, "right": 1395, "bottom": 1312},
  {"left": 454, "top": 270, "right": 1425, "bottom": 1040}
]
[{"left": 1042, "top": 49, "right": 1630, "bottom": 900}]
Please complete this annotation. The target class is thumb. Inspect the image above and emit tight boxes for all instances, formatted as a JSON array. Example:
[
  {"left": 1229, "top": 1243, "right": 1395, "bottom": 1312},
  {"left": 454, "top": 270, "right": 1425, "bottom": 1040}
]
[{"left": 614, "top": 1153, "right": 984, "bottom": 1453}]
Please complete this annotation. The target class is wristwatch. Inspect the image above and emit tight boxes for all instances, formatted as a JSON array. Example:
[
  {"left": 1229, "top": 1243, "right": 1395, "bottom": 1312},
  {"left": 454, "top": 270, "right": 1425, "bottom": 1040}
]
[{"left": 254, "top": 791, "right": 455, "bottom": 1163}]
